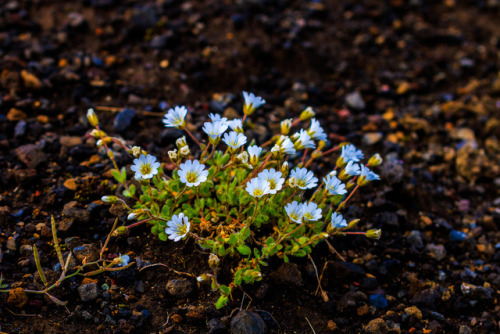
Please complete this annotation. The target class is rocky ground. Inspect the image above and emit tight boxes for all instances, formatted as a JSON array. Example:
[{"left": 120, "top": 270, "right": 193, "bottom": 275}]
[{"left": 1, "top": 0, "right": 500, "bottom": 333}]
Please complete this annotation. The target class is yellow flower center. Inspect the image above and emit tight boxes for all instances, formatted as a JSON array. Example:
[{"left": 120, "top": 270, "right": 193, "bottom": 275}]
[
  {"left": 290, "top": 213, "right": 300, "bottom": 221},
  {"left": 186, "top": 171, "right": 198, "bottom": 183},
  {"left": 296, "top": 179, "right": 306, "bottom": 188},
  {"left": 253, "top": 189, "right": 263, "bottom": 197},
  {"left": 178, "top": 225, "right": 188, "bottom": 235},
  {"left": 304, "top": 212, "right": 313, "bottom": 220},
  {"left": 268, "top": 178, "right": 276, "bottom": 190},
  {"left": 140, "top": 163, "right": 152, "bottom": 176}
]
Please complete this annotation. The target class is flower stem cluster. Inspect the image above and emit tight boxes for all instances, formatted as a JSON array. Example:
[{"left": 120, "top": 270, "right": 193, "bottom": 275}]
[{"left": 88, "top": 91, "right": 382, "bottom": 309}]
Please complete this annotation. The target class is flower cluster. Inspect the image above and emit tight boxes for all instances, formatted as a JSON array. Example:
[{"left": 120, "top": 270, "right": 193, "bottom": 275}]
[{"left": 89, "top": 91, "right": 382, "bottom": 309}]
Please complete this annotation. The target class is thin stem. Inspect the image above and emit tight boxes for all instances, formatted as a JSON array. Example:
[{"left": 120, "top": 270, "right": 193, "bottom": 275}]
[
  {"left": 336, "top": 185, "right": 359, "bottom": 212},
  {"left": 184, "top": 127, "right": 202, "bottom": 148},
  {"left": 126, "top": 217, "right": 153, "bottom": 229},
  {"left": 321, "top": 145, "right": 341, "bottom": 157}
]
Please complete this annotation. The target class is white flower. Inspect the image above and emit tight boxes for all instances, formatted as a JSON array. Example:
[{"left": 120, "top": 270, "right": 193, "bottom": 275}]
[
  {"left": 368, "top": 153, "right": 383, "bottom": 167},
  {"left": 302, "top": 202, "right": 322, "bottom": 221},
  {"left": 248, "top": 145, "right": 263, "bottom": 165},
  {"left": 257, "top": 169, "right": 284, "bottom": 194},
  {"left": 228, "top": 119, "right": 243, "bottom": 133},
  {"left": 340, "top": 144, "right": 364, "bottom": 164},
  {"left": 209, "top": 113, "right": 228, "bottom": 124},
  {"left": 223, "top": 131, "right": 247, "bottom": 150},
  {"left": 115, "top": 254, "right": 130, "bottom": 267},
  {"left": 307, "top": 118, "right": 327, "bottom": 141},
  {"left": 163, "top": 106, "right": 188, "bottom": 128},
  {"left": 357, "top": 165, "right": 380, "bottom": 186},
  {"left": 293, "top": 129, "right": 316, "bottom": 150},
  {"left": 130, "top": 154, "right": 161, "bottom": 180},
  {"left": 178, "top": 159, "right": 209, "bottom": 187},
  {"left": 131, "top": 146, "right": 142, "bottom": 157},
  {"left": 331, "top": 212, "right": 347, "bottom": 229},
  {"left": 245, "top": 177, "right": 271, "bottom": 197},
  {"left": 323, "top": 174, "right": 347, "bottom": 195},
  {"left": 165, "top": 213, "right": 190, "bottom": 242},
  {"left": 276, "top": 136, "right": 296, "bottom": 155},
  {"left": 284, "top": 201, "right": 304, "bottom": 224},
  {"left": 290, "top": 167, "right": 318, "bottom": 189},
  {"left": 176, "top": 136, "right": 187, "bottom": 148},
  {"left": 344, "top": 161, "right": 361, "bottom": 176},
  {"left": 243, "top": 91, "right": 265, "bottom": 115},
  {"left": 202, "top": 121, "right": 228, "bottom": 141},
  {"left": 168, "top": 149, "right": 178, "bottom": 161},
  {"left": 237, "top": 152, "right": 249, "bottom": 164}
]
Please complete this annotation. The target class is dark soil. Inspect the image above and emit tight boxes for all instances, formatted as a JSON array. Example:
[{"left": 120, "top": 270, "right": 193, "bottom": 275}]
[{"left": 1, "top": 1, "right": 500, "bottom": 333}]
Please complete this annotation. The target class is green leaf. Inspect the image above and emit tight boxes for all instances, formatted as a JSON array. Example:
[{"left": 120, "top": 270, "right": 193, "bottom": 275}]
[
  {"left": 220, "top": 154, "right": 230, "bottom": 166},
  {"left": 237, "top": 245, "right": 251, "bottom": 256},
  {"left": 253, "top": 248, "right": 261, "bottom": 259},
  {"left": 151, "top": 225, "right": 160, "bottom": 234},
  {"left": 265, "top": 237, "right": 275, "bottom": 246},
  {"left": 228, "top": 234, "right": 238, "bottom": 246},
  {"left": 112, "top": 168, "right": 126, "bottom": 184},
  {"left": 158, "top": 232, "right": 168, "bottom": 241},
  {"left": 219, "top": 285, "right": 231, "bottom": 295},
  {"left": 215, "top": 295, "right": 228, "bottom": 309},
  {"left": 240, "top": 227, "right": 250, "bottom": 241},
  {"left": 195, "top": 198, "right": 205, "bottom": 211},
  {"left": 283, "top": 254, "right": 289, "bottom": 262}
]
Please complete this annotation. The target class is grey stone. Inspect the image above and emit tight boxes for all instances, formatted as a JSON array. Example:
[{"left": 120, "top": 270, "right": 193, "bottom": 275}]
[
  {"left": 230, "top": 310, "right": 267, "bottom": 334},
  {"left": 78, "top": 283, "right": 98, "bottom": 302}
]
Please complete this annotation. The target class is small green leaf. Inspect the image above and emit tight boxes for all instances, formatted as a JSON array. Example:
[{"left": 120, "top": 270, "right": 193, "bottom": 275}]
[
  {"left": 237, "top": 245, "right": 251, "bottom": 256},
  {"left": 215, "top": 295, "right": 228, "bottom": 309},
  {"left": 228, "top": 234, "right": 238, "bottom": 246},
  {"left": 219, "top": 285, "right": 231, "bottom": 295},
  {"left": 112, "top": 168, "right": 126, "bottom": 184},
  {"left": 158, "top": 232, "right": 168, "bottom": 241}
]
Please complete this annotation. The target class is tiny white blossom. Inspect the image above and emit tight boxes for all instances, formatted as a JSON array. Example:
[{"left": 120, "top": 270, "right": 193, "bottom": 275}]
[
  {"left": 178, "top": 159, "right": 209, "bottom": 187},
  {"left": 228, "top": 119, "right": 244, "bottom": 133},
  {"left": 245, "top": 177, "right": 271, "bottom": 197},
  {"left": 357, "top": 165, "right": 380, "bottom": 186},
  {"left": 344, "top": 161, "right": 361, "bottom": 176},
  {"left": 165, "top": 213, "right": 190, "bottom": 242},
  {"left": 248, "top": 145, "right": 263, "bottom": 165},
  {"left": 340, "top": 144, "right": 364, "bottom": 163},
  {"left": 130, "top": 154, "right": 161, "bottom": 180},
  {"left": 277, "top": 136, "right": 296, "bottom": 155},
  {"left": 202, "top": 121, "right": 228, "bottom": 142},
  {"left": 290, "top": 167, "right": 318, "bottom": 189},
  {"left": 168, "top": 149, "right": 178, "bottom": 161},
  {"left": 331, "top": 212, "right": 347, "bottom": 229},
  {"left": 163, "top": 106, "right": 188, "bottom": 128},
  {"left": 323, "top": 174, "right": 347, "bottom": 195},
  {"left": 223, "top": 131, "right": 247, "bottom": 150},
  {"left": 243, "top": 91, "right": 266, "bottom": 115},
  {"left": 307, "top": 118, "right": 327, "bottom": 141},
  {"left": 115, "top": 254, "right": 130, "bottom": 267},
  {"left": 293, "top": 129, "right": 316, "bottom": 150},
  {"left": 208, "top": 113, "right": 228, "bottom": 124},
  {"left": 302, "top": 202, "right": 322, "bottom": 221},
  {"left": 284, "top": 201, "right": 304, "bottom": 224},
  {"left": 257, "top": 169, "right": 284, "bottom": 194}
]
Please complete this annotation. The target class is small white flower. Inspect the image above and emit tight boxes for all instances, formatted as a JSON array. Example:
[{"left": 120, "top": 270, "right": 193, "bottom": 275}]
[
  {"left": 165, "top": 213, "right": 190, "bottom": 242},
  {"left": 340, "top": 144, "right": 364, "bottom": 163},
  {"left": 307, "top": 118, "right": 327, "bottom": 142},
  {"left": 293, "top": 129, "right": 316, "bottom": 150},
  {"left": 357, "top": 165, "right": 380, "bottom": 186},
  {"left": 368, "top": 153, "right": 383, "bottom": 167},
  {"left": 237, "top": 152, "right": 249, "bottom": 164},
  {"left": 130, "top": 154, "right": 161, "bottom": 180},
  {"left": 257, "top": 169, "right": 284, "bottom": 194},
  {"left": 202, "top": 121, "right": 228, "bottom": 142},
  {"left": 276, "top": 136, "right": 296, "bottom": 155},
  {"left": 115, "top": 254, "right": 130, "bottom": 267},
  {"left": 228, "top": 119, "right": 244, "bottom": 133},
  {"left": 176, "top": 136, "right": 187, "bottom": 148},
  {"left": 344, "top": 161, "right": 361, "bottom": 176},
  {"left": 209, "top": 113, "right": 228, "bottom": 124},
  {"left": 223, "top": 131, "right": 247, "bottom": 150},
  {"left": 248, "top": 145, "right": 263, "bottom": 165},
  {"left": 127, "top": 213, "right": 137, "bottom": 220},
  {"left": 285, "top": 201, "right": 304, "bottom": 224},
  {"left": 290, "top": 167, "right": 318, "bottom": 189},
  {"left": 243, "top": 91, "right": 266, "bottom": 115},
  {"left": 323, "top": 174, "right": 347, "bottom": 195},
  {"left": 131, "top": 146, "right": 142, "bottom": 157},
  {"left": 331, "top": 212, "right": 347, "bottom": 229},
  {"left": 168, "top": 149, "right": 178, "bottom": 161},
  {"left": 163, "top": 106, "right": 188, "bottom": 128},
  {"left": 245, "top": 177, "right": 271, "bottom": 197},
  {"left": 302, "top": 202, "right": 322, "bottom": 221},
  {"left": 178, "top": 159, "right": 209, "bottom": 187}
]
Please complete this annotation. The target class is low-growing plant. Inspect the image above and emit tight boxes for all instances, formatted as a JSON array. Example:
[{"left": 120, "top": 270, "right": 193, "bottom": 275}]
[{"left": 88, "top": 91, "right": 382, "bottom": 308}]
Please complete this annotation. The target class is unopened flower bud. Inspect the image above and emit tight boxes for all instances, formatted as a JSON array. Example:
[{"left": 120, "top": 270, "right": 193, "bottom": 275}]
[
  {"left": 168, "top": 149, "right": 178, "bottom": 161},
  {"left": 367, "top": 153, "right": 383, "bottom": 167},
  {"left": 87, "top": 108, "right": 99, "bottom": 127},
  {"left": 281, "top": 162, "right": 289, "bottom": 178},
  {"left": 287, "top": 177, "right": 297, "bottom": 188},
  {"left": 317, "top": 140, "right": 326, "bottom": 150},
  {"left": 251, "top": 271, "right": 262, "bottom": 280},
  {"left": 280, "top": 119, "right": 292, "bottom": 135},
  {"left": 237, "top": 152, "right": 249, "bottom": 164},
  {"left": 111, "top": 226, "right": 129, "bottom": 237},
  {"left": 299, "top": 106, "right": 315, "bottom": 121},
  {"left": 271, "top": 144, "right": 280, "bottom": 158},
  {"left": 176, "top": 136, "right": 187, "bottom": 149},
  {"left": 131, "top": 146, "right": 142, "bottom": 158},
  {"left": 208, "top": 253, "right": 220, "bottom": 268},
  {"left": 127, "top": 213, "right": 137, "bottom": 220},
  {"left": 179, "top": 146, "right": 191, "bottom": 157},
  {"left": 102, "top": 196, "right": 118, "bottom": 203},
  {"left": 311, "top": 150, "right": 322, "bottom": 159},
  {"left": 197, "top": 274, "right": 210, "bottom": 282},
  {"left": 347, "top": 219, "right": 360, "bottom": 229},
  {"left": 107, "top": 150, "right": 114, "bottom": 160},
  {"left": 366, "top": 229, "right": 382, "bottom": 240},
  {"left": 90, "top": 129, "right": 106, "bottom": 138}
]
